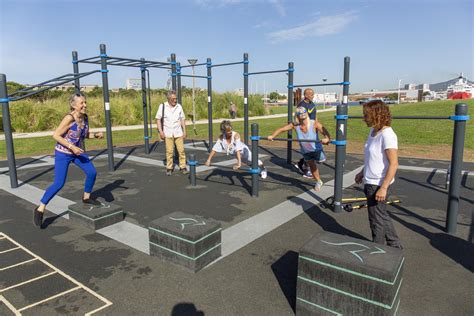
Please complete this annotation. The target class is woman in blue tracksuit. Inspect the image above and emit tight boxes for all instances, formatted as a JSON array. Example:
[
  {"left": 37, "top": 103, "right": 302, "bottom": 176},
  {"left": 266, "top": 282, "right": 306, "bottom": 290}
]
[{"left": 33, "top": 93, "right": 104, "bottom": 227}]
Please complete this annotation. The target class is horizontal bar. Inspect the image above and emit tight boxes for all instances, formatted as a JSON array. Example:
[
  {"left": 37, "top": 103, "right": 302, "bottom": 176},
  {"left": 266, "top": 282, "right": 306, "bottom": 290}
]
[
  {"left": 10, "top": 70, "right": 100, "bottom": 102},
  {"left": 76, "top": 55, "right": 101, "bottom": 63},
  {"left": 211, "top": 61, "right": 243, "bottom": 68},
  {"left": 247, "top": 69, "right": 288, "bottom": 76},
  {"left": 179, "top": 62, "right": 209, "bottom": 68},
  {"left": 348, "top": 115, "right": 451, "bottom": 120},
  {"left": 10, "top": 73, "right": 73, "bottom": 96},
  {"left": 267, "top": 137, "right": 323, "bottom": 143},
  {"left": 78, "top": 60, "right": 102, "bottom": 65},
  {"left": 106, "top": 60, "right": 139, "bottom": 67},
  {"left": 107, "top": 56, "right": 169, "bottom": 65},
  {"left": 294, "top": 82, "right": 343, "bottom": 88},
  {"left": 180, "top": 74, "right": 209, "bottom": 79}
]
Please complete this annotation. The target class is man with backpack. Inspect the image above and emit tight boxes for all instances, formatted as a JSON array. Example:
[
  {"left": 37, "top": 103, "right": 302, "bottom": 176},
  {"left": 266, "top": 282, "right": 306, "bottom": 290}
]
[{"left": 156, "top": 91, "right": 188, "bottom": 175}]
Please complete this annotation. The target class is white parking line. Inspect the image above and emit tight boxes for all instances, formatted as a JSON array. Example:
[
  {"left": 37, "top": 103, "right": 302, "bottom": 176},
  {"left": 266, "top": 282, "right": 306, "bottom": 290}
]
[
  {"left": 17, "top": 286, "right": 82, "bottom": 312},
  {"left": 0, "top": 271, "right": 57, "bottom": 293},
  {"left": 0, "top": 258, "right": 38, "bottom": 271},
  {"left": 0, "top": 295, "right": 20, "bottom": 315},
  {"left": 0, "top": 246, "right": 20, "bottom": 254},
  {"left": 0, "top": 233, "right": 112, "bottom": 315}
]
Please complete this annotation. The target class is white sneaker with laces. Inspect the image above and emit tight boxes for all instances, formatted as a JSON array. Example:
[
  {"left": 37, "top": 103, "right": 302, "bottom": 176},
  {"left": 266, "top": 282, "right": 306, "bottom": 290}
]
[{"left": 314, "top": 179, "right": 324, "bottom": 192}]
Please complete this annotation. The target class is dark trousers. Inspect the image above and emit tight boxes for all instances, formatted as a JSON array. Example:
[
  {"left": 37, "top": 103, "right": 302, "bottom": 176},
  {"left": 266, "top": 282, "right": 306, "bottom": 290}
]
[{"left": 364, "top": 184, "right": 402, "bottom": 248}]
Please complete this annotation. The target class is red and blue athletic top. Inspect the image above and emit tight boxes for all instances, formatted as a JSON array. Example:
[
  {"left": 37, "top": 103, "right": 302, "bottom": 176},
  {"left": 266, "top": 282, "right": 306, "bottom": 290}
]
[{"left": 55, "top": 114, "right": 89, "bottom": 155}]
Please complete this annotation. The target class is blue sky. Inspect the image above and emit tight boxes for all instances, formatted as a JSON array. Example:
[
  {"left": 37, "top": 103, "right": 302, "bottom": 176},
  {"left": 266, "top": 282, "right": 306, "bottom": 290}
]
[{"left": 0, "top": 0, "right": 472, "bottom": 94}]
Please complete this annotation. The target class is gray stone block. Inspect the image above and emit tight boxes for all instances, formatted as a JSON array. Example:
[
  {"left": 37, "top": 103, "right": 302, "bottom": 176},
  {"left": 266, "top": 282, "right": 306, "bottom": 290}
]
[
  {"left": 68, "top": 201, "right": 124, "bottom": 231},
  {"left": 148, "top": 211, "right": 221, "bottom": 272},
  {"left": 296, "top": 231, "right": 404, "bottom": 316}
]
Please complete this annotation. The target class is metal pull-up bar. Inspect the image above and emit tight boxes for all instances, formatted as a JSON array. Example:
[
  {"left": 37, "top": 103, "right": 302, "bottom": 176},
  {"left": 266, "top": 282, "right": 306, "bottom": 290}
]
[
  {"left": 246, "top": 69, "right": 288, "bottom": 76},
  {"left": 293, "top": 81, "right": 350, "bottom": 88},
  {"left": 8, "top": 71, "right": 101, "bottom": 102},
  {"left": 347, "top": 115, "right": 461, "bottom": 120}
]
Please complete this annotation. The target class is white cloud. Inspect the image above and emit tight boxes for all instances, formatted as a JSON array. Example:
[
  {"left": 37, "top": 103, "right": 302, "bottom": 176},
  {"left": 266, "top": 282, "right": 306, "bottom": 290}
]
[
  {"left": 267, "top": 11, "right": 358, "bottom": 44},
  {"left": 194, "top": 0, "right": 244, "bottom": 8},
  {"left": 195, "top": 0, "right": 285, "bottom": 16},
  {"left": 269, "top": 0, "right": 286, "bottom": 17}
]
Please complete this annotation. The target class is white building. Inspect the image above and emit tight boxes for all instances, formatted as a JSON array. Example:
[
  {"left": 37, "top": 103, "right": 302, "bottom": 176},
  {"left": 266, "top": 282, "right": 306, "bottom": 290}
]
[
  {"left": 417, "top": 83, "right": 430, "bottom": 91},
  {"left": 126, "top": 78, "right": 142, "bottom": 90},
  {"left": 313, "top": 92, "right": 338, "bottom": 103},
  {"left": 404, "top": 83, "right": 417, "bottom": 90}
]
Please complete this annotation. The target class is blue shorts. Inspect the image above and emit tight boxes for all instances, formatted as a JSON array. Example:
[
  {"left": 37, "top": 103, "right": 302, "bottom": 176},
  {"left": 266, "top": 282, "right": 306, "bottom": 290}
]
[{"left": 303, "top": 150, "right": 326, "bottom": 163}]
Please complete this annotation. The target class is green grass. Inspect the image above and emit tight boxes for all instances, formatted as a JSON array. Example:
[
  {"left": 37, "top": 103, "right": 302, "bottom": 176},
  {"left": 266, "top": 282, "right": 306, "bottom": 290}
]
[
  {"left": 0, "top": 99, "right": 472, "bottom": 159},
  {"left": 268, "top": 105, "right": 289, "bottom": 115}
]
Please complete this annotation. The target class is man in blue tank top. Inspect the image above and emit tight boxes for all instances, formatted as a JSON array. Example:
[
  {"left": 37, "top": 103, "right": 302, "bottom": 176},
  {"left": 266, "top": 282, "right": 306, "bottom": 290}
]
[{"left": 297, "top": 88, "right": 317, "bottom": 120}]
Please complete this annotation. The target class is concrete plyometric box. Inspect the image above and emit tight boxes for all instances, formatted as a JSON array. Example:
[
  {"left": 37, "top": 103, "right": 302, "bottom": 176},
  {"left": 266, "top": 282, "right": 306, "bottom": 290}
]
[
  {"left": 149, "top": 211, "right": 222, "bottom": 272},
  {"left": 296, "top": 231, "right": 404, "bottom": 315}
]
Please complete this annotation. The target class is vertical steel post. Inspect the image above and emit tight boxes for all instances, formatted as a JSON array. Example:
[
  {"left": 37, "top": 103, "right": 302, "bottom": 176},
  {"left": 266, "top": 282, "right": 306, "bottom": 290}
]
[
  {"left": 446, "top": 103, "right": 468, "bottom": 234},
  {"left": 100, "top": 44, "right": 114, "bottom": 171},
  {"left": 287, "top": 62, "right": 294, "bottom": 164},
  {"left": 244, "top": 53, "right": 249, "bottom": 145},
  {"left": 171, "top": 53, "right": 177, "bottom": 92},
  {"left": 189, "top": 153, "right": 196, "bottom": 186},
  {"left": 140, "top": 59, "right": 150, "bottom": 154},
  {"left": 207, "top": 58, "right": 213, "bottom": 152},
  {"left": 177, "top": 62, "right": 182, "bottom": 105},
  {"left": 251, "top": 123, "right": 259, "bottom": 197},
  {"left": 333, "top": 57, "right": 350, "bottom": 213},
  {"left": 0, "top": 74, "right": 18, "bottom": 188},
  {"left": 72, "top": 51, "right": 80, "bottom": 94}
]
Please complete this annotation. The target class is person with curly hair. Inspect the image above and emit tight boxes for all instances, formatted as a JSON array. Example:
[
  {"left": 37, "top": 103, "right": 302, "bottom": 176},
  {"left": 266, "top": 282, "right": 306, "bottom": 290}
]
[{"left": 355, "top": 100, "right": 402, "bottom": 248}]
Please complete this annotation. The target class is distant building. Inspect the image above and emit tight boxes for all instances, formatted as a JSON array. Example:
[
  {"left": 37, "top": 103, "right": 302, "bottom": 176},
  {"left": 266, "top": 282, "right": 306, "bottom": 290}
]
[
  {"left": 417, "top": 83, "right": 430, "bottom": 91},
  {"left": 126, "top": 78, "right": 142, "bottom": 90},
  {"left": 234, "top": 88, "right": 244, "bottom": 96},
  {"left": 313, "top": 92, "right": 337, "bottom": 103},
  {"left": 404, "top": 83, "right": 417, "bottom": 90}
]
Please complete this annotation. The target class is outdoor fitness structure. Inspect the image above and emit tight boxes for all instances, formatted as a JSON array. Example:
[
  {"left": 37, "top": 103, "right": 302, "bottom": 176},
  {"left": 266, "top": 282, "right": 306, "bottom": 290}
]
[{"left": 0, "top": 44, "right": 470, "bottom": 234}]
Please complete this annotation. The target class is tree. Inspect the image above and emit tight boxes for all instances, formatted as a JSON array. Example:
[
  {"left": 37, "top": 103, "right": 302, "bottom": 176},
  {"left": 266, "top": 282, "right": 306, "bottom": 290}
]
[
  {"left": 269, "top": 91, "right": 279, "bottom": 102},
  {"left": 6, "top": 81, "right": 25, "bottom": 94},
  {"left": 385, "top": 93, "right": 398, "bottom": 100}
]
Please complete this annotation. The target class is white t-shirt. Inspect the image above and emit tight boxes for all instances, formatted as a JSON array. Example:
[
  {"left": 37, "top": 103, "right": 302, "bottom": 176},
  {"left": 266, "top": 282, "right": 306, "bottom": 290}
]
[
  {"left": 155, "top": 102, "right": 185, "bottom": 138},
  {"left": 363, "top": 127, "right": 398, "bottom": 186},
  {"left": 212, "top": 131, "right": 244, "bottom": 155},
  {"left": 211, "top": 131, "right": 260, "bottom": 165}
]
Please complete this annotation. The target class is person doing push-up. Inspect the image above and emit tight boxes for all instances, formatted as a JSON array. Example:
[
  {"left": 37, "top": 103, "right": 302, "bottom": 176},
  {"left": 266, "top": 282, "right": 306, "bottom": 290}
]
[{"left": 205, "top": 120, "right": 267, "bottom": 179}]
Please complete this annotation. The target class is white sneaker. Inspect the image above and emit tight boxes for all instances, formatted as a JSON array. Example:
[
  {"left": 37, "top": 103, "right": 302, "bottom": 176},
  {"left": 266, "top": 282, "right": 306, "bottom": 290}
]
[
  {"left": 314, "top": 179, "right": 324, "bottom": 192},
  {"left": 260, "top": 168, "right": 267, "bottom": 179}
]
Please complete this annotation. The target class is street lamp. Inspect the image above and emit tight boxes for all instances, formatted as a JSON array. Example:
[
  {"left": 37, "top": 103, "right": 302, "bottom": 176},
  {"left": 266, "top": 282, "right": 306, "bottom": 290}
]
[
  {"left": 322, "top": 78, "right": 327, "bottom": 109},
  {"left": 397, "top": 79, "right": 402, "bottom": 104},
  {"left": 187, "top": 58, "right": 198, "bottom": 124}
]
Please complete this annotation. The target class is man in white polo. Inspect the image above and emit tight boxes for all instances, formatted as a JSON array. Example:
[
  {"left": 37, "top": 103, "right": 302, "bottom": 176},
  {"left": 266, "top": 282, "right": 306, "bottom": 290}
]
[{"left": 156, "top": 91, "right": 187, "bottom": 175}]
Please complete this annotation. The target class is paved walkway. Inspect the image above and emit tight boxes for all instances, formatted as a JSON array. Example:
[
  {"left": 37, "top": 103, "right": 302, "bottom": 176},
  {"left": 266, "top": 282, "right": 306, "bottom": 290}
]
[{"left": 0, "top": 108, "right": 336, "bottom": 140}]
